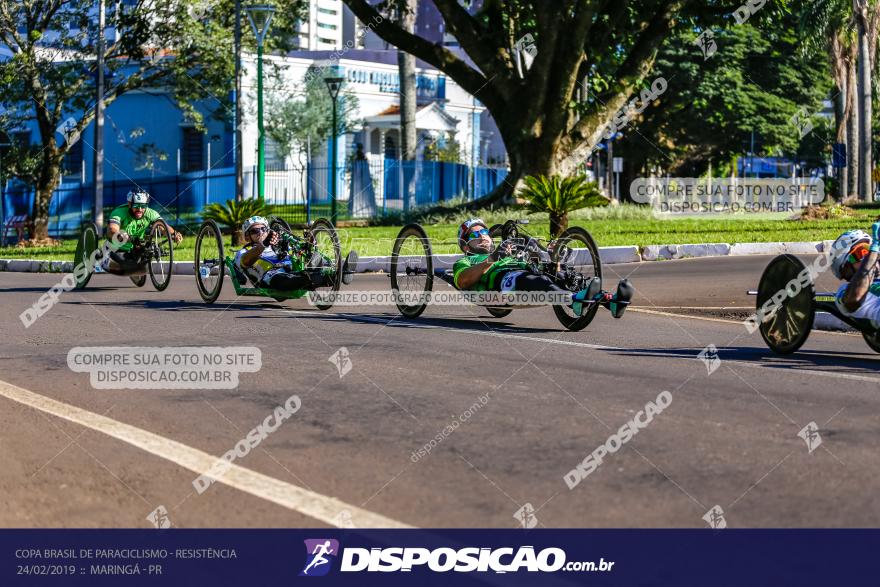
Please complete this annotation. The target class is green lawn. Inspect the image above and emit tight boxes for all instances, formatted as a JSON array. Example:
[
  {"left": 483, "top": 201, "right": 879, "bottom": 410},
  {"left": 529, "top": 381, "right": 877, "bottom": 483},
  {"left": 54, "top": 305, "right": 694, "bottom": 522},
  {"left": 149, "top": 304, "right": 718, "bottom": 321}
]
[{"left": 3, "top": 206, "right": 878, "bottom": 261}]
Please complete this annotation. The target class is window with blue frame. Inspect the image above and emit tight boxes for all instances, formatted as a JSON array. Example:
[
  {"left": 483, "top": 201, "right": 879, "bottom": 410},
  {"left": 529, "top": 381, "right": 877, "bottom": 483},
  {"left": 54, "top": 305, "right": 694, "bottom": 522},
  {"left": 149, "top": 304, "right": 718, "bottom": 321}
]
[{"left": 181, "top": 127, "right": 204, "bottom": 172}]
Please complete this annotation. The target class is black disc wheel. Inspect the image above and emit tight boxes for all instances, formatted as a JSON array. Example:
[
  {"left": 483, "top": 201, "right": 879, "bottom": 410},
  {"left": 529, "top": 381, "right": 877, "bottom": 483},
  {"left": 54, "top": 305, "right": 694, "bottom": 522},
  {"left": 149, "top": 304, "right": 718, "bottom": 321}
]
[
  {"left": 551, "top": 226, "right": 602, "bottom": 331},
  {"left": 73, "top": 222, "right": 99, "bottom": 290},
  {"left": 306, "top": 218, "right": 342, "bottom": 310},
  {"left": 487, "top": 307, "right": 513, "bottom": 318},
  {"left": 756, "top": 254, "right": 814, "bottom": 354},
  {"left": 130, "top": 274, "right": 146, "bottom": 287},
  {"left": 148, "top": 218, "right": 174, "bottom": 291},
  {"left": 863, "top": 331, "right": 880, "bottom": 353},
  {"left": 390, "top": 224, "right": 433, "bottom": 318},
  {"left": 194, "top": 220, "right": 225, "bottom": 304}
]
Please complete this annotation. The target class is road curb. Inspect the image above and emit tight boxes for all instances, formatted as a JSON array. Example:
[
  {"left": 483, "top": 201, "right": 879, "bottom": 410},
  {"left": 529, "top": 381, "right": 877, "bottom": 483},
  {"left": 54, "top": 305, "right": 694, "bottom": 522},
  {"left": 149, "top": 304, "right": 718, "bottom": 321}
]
[
  {"left": 641, "top": 243, "right": 730, "bottom": 261},
  {"left": 0, "top": 240, "right": 836, "bottom": 275}
]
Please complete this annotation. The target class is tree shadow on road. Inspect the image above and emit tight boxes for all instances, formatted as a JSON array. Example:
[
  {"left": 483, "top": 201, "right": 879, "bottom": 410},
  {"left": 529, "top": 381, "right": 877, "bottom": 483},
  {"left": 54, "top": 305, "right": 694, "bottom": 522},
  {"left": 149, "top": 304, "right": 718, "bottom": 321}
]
[
  {"left": 255, "top": 310, "right": 565, "bottom": 334},
  {"left": 608, "top": 345, "right": 879, "bottom": 377},
  {"left": 3, "top": 286, "right": 124, "bottom": 293},
  {"left": 58, "top": 298, "right": 291, "bottom": 312}
]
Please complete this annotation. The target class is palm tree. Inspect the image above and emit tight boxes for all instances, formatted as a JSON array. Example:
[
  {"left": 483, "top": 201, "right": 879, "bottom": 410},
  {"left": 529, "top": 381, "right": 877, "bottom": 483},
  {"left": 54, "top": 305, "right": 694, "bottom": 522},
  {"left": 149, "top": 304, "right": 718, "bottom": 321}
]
[
  {"left": 517, "top": 174, "right": 606, "bottom": 237},
  {"left": 799, "top": 0, "right": 857, "bottom": 198},
  {"left": 800, "top": 0, "right": 880, "bottom": 201},
  {"left": 852, "top": 0, "right": 880, "bottom": 200},
  {"left": 202, "top": 198, "right": 270, "bottom": 246}
]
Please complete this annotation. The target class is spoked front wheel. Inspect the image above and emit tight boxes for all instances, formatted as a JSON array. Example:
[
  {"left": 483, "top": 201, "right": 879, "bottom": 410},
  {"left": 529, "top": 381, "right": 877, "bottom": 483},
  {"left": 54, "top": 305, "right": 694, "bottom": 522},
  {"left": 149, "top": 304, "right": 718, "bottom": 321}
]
[
  {"left": 148, "top": 219, "right": 174, "bottom": 291},
  {"left": 73, "top": 222, "right": 99, "bottom": 290},
  {"left": 306, "top": 218, "right": 342, "bottom": 310},
  {"left": 551, "top": 226, "right": 602, "bottom": 331},
  {"left": 390, "top": 224, "right": 433, "bottom": 318},
  {"left": 756, "top": 254, "right": 814, "bottom": 354},
  {"left": 268, "top": 215, "right": 292, "bottom": 236},
  {"left": 194, "top": 220, "right": 225, "bottom": 303}
]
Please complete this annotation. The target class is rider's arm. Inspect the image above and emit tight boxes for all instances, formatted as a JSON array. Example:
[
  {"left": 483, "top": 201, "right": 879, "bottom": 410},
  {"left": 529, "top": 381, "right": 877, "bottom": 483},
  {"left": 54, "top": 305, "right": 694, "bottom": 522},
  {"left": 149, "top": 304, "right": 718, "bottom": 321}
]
[
  {"left": 145, "top": 209, "right": 183, "bottom": 242},
  {"left": 239, "top": 244, "right": 265, "bottom": 268},
  {"left": 455, "top": 259, "right": 495, "bottom": 289},
  {"left": 842, "top": 251, "right": 880, "bottom": 312},
  {"left": 843, "top": 221, "right": 880, "bottom": 312}
]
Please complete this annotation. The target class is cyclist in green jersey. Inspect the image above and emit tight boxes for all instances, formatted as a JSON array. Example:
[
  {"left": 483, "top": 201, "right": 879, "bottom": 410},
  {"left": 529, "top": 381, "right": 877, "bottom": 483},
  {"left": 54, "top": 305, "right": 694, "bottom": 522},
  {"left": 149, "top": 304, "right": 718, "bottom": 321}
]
[
  {"left": 101, "top": 190, "right": 183, "bottom": 274},
  {"left": 453, "top": 218, "right": 633, "bottom": 318}
]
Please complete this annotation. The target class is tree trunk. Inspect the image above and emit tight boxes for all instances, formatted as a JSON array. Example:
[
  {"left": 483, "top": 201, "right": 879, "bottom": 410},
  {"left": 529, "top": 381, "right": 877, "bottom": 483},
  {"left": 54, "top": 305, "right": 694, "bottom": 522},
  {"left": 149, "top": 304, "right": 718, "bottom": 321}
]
[
  {"left": 232, "top": 229, "right": 244, "bottom": 247},
  {"left": 836, "top": 79, "right": 848, "bottom": 200},
  {"left": 549, "top": 212, "right": 567, "bottom": 238},
  {"left": 857, "top": 23, "right": 873, "bottom": 201},
  {"left": 31, "top": 151, "right": 61, "bottom": 241},
  {"left": 397, "top": 0, "right": 418, "bottom": 213},
  {"left": 847, "top": 57, "right": 860, "bottom": 199}
]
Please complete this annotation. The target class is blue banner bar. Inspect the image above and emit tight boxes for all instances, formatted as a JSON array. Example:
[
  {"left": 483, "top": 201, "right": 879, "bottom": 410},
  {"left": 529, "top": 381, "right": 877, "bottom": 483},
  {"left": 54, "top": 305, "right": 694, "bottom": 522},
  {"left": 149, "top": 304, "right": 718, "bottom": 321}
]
[{"left": 1, "top": 529, "right": 875, "bottom": 586}]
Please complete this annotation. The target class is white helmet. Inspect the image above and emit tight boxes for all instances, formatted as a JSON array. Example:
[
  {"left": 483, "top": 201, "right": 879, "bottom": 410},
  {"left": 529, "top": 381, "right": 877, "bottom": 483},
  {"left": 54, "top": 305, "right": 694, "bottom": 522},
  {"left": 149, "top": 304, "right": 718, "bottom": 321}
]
[
  {"left": 242, "top": 215, "right": 269, "bottom": 234},
  {"left": 126, "top": 190, "right": 150, "bottom": 205},
  {"left": 830, "top": 229, "right": 871, "bottom": 279}
]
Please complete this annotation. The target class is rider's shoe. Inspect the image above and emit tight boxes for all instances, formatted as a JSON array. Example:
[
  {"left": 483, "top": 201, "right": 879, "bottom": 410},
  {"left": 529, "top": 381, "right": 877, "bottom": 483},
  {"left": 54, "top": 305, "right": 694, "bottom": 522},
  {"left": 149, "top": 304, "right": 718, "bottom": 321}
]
[
  {"left": 609, "top": 279, "right": 634, "bottom": 319},
  {"left": 571, "top": 277, "right": 602, "bottom": 317},
  {"left": 342, "top": 251, "right": 359, "bottom": 285}
]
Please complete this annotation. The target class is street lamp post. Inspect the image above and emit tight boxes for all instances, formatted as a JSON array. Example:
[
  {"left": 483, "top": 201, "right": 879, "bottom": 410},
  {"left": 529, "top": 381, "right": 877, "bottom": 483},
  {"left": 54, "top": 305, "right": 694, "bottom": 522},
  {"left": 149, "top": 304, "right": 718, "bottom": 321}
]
[
  {"left": 246, "top": 4, "right": 275, "bottom": 202},
  {"left": 94, "top": 0, "right": 105, "bottom": 230},
  {"left": 324, "top": 75, "right": 344, "bottom": 224},
  {"left": 0, "top": 136, "right": 9, "bottom": 239},
  {"left": 234, "top": 0, "right": 242, "bottom": 201}
]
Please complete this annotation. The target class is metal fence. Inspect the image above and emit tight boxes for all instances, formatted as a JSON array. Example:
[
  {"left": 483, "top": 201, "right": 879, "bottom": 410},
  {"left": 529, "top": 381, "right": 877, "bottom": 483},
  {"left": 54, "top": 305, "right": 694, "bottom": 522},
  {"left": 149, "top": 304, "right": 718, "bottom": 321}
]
[{"left": 1, "top": 158, "right": 509, "bottom": 238}]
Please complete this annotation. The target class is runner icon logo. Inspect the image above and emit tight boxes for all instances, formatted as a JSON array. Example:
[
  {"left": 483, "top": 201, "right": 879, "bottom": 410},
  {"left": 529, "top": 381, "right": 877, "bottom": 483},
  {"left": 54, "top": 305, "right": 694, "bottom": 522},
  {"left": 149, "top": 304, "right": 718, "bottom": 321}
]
[
  {"left": 300, "top": 539, "right": 340, "bottom": 577},
  {"left": 513, "top": 503, "right": 538, "bottom": 529},
  {"left": 702, "top": 505, "right": 727, "bottom": 530},
  {"left": 798, "top": 422, "right": 822, "bottom": 454},
  {"left": 697, "top": 344, "right": 721, "bottom": 375}
]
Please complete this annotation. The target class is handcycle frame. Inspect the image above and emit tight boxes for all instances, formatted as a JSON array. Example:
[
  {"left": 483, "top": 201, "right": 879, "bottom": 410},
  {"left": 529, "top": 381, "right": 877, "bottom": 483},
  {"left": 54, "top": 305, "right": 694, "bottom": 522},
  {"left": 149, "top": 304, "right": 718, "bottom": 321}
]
[
  {"left": 750, "top": 253, "right": 880, "bottom": 354},
  {"left": 73, "top": 219, "right": 175, "bottom": 291},
  {"left": 389, "top": 219, "right": 612, "bottom": 331},
  {"left": 193, "top": 216, "right": 342, "bottom": 309}
]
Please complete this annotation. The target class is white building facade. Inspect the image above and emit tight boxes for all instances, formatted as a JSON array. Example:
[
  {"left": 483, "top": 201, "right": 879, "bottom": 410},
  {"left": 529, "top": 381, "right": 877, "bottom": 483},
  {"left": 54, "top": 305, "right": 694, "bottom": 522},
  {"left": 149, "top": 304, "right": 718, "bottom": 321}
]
[{"left": 239, "top": 50, "right": 489, "bottom": 208}]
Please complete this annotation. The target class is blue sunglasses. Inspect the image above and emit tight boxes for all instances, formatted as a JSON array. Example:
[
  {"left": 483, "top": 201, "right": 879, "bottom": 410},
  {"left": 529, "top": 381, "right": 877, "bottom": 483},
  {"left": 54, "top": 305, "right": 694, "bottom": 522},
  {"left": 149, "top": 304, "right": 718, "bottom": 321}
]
[{"left": 467, "top": 228, "right": 489, "bottom": 240}]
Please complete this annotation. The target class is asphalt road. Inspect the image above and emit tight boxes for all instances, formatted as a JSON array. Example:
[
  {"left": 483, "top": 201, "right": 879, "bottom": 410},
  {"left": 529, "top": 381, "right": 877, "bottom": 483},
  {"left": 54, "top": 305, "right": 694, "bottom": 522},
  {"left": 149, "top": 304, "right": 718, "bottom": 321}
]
[{"left": 0, "top": 255, "right": 877, "bottom": 529}]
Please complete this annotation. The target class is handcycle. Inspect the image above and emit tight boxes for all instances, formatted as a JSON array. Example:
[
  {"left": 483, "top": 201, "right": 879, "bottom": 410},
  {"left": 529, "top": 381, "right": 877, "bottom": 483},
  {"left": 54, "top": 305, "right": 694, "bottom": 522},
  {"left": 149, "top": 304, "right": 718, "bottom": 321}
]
[
  {"left": 389, "top": 219, "right": 621, "bottom": 331},
  {"left": 73, "top": 219, "right": 175, "bottom": 290},
  {"left": 193, "top": 216, "right": 345, "bottom": 310},
  {"left": 750, "top": 254, "right": 880, "bottom": 354}
]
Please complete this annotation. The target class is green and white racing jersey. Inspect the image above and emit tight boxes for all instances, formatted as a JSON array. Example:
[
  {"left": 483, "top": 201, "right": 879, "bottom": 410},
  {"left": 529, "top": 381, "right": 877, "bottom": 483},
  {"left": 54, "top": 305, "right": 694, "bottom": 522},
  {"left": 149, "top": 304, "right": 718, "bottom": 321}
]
[
  {"left": 835, "top": 280, "right": 880, "bottom": 328},
  {"left": 234, "top": 244, "right": 305, "bottom": 287},
  {"left": 107, "top": 205, "right": 162, "bottom": 252},
  {"left": 452, "top": 253, "right": 530, "bottom": 290}
]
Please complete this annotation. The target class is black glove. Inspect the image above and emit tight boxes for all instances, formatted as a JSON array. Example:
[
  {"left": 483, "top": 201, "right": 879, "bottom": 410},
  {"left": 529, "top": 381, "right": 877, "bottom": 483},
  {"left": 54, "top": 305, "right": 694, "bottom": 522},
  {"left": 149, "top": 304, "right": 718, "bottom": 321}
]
[{"left": 489, "top": 240, "right": 515, "bottom": 262}]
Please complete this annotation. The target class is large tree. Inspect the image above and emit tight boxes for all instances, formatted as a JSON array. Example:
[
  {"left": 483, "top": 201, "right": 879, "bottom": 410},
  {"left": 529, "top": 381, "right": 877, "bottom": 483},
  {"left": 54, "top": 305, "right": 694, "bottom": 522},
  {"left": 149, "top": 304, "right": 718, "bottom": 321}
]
[
  {"left": 342, "top": 0, "right": 751, "bottom": 201},
  {"left": 0, "top": 0, "right": 305, "bottom": 241},
  {"left": 612, "top": 15, "right": 832, "bottom": 187}
]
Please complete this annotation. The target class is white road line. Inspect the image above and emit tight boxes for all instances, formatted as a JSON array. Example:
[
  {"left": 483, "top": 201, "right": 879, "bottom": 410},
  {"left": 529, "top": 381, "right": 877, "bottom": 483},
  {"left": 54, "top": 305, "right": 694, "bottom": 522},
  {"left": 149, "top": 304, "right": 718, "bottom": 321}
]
[
  {"left": 0, "top": 378, "right": 412, "bottom": 529},
  {"left": 291, "top": 311, "right": 880, "bottom": 384}
]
